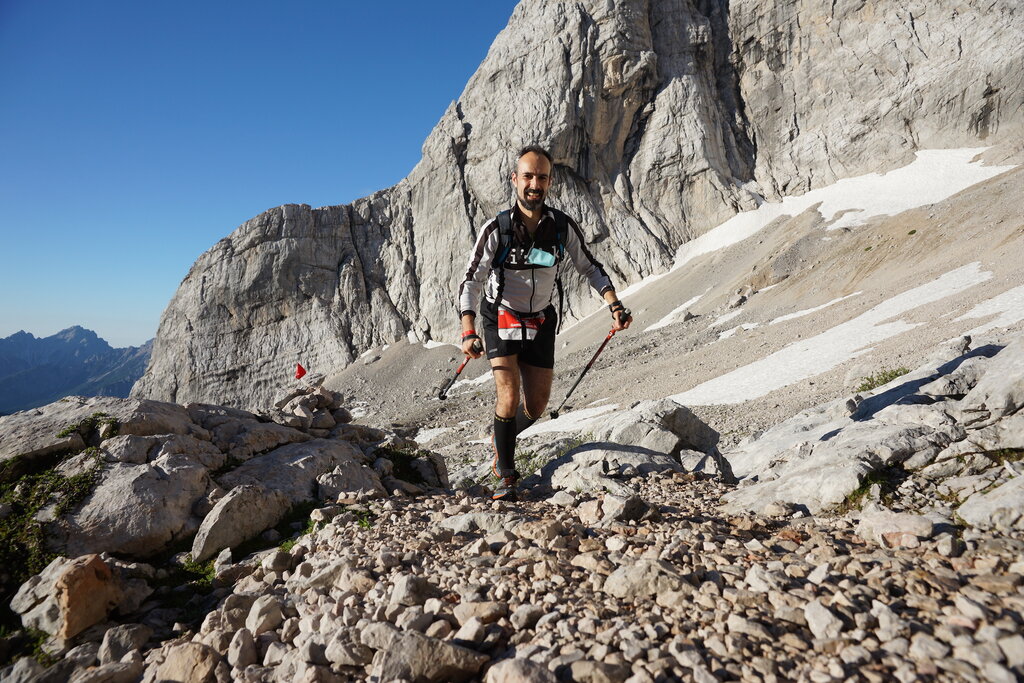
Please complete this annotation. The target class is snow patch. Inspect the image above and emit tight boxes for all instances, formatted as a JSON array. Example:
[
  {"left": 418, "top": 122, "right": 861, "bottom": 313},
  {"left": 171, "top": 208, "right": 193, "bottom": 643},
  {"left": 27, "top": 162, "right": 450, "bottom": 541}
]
[
  {"left": 770, "top": 293, "right": 862, "bottom": 325},
  {"left": 719, "top": 323, "right": 759, "bottom": 340},
  {"left": 422, "top": 340, "right": 453, "bottom": 350},
  {"left": 451, "top": 370, "right": 494, "bottom": 392},
  {"left": 711, "top": 310, "right": 743, "bottom": 328},
  {"left": 413, "top": 427, "right": 450, "bottom": 444},
  {"left": 957, "top": 285, "right": 1024, "bottom": 335},
  {"left": 671, "top": 148, "right": 1013, "bottom": 270},
  {"left": 671, "top": 263, "right": 993, "bottom": 405},
  {"left": 518, "top": 404, "right": 618, "bottom": 438},
  {"left": 646, "top": 292, "right": 706, "bottom": 332}
]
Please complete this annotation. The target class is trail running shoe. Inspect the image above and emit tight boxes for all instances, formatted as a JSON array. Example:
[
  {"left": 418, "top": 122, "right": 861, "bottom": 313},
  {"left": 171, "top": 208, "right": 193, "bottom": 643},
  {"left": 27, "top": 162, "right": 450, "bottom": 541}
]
[{"left": 492, "top": 475, "right": 519, "bottom": 502}]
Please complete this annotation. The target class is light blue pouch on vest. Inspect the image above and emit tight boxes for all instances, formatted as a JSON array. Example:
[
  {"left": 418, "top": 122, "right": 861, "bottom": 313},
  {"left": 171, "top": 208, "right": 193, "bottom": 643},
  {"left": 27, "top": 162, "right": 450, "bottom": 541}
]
[{"left": 526, "top": 247, "right": 556, "bottom": 267}]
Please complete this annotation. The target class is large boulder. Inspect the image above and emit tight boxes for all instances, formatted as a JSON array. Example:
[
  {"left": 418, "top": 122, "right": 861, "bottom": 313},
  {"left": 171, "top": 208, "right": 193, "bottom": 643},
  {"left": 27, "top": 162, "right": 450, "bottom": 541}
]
[
  {"left": 216, "top": 439, "right": 380, "bottom": 505},
  {"left": 361, "top": 622, "right": 488, "bottom": 682},
  {"left": 958, "top": 476, "right": 1024, "bottom": 531},
  {"left": 589, "top": 399, "right": 720, "bottom": 456},
  {"left": 722, "top": 421, "right": 954, "bottom": 514},
  {"left": 60, "top": 454, "right": 212, "bottom": 558},
  {"left": 11, "top": 554, "right": 124, "bottom": 639},
  {"left": 601, "top": 559, "right": 688, "bottom": 600},
  {"left": 0, "top": 396, "right": 201, "bottom": 479},
  {"left": 536, "top": 442, "right": 683, "bottom": 496},
  {"left": 190, "top": 485, "right": 291, "bottom": 562},
  {"left": 960, "top": 333, "right": 1024, "bottom": 426}
]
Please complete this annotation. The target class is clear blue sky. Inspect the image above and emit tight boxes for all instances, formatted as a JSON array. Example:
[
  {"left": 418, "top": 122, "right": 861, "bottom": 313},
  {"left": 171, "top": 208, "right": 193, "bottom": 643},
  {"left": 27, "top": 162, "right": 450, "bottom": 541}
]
[{"left": 0, "top": 1, "right": 517, "bottom": 347}]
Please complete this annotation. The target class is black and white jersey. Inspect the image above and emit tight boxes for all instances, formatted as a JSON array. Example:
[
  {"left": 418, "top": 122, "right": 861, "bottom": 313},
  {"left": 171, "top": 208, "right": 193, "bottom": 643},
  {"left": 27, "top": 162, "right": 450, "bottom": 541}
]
[{"left": 459, "top": 205, "right": 613, "bottom": 317}]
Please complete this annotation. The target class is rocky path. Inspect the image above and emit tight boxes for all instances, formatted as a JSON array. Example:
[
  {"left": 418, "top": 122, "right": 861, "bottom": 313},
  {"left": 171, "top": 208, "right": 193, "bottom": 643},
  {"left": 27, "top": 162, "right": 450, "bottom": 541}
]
[{"left": 9, "top": 472, "right": 1018, "bottom": 683}]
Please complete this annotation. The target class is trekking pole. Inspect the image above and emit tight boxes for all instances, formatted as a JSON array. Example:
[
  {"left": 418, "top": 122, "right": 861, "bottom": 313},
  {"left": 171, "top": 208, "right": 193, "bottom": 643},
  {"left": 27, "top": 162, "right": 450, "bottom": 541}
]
[
  {"left": 437, "top": 340, "right": 483, "bottom": 400},
  {"left": 549, "top": 309, "right": 629, "bottom": 419}
]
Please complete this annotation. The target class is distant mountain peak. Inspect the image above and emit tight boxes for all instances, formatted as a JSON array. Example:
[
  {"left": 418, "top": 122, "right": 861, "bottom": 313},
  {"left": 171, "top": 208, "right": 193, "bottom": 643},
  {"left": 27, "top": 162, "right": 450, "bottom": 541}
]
[{"left": 0, "top": 326, "right": 152, "bottom": 414}]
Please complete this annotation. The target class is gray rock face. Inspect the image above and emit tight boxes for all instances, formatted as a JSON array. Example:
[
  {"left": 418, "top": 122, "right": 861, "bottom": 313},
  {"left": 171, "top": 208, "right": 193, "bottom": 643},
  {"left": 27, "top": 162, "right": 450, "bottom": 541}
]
[
  {"left": 131, "top": 0, "right": 1022, "bottom": 410},
  {"left": 215, "top": 439, "right": 378, "bottom": 506},
  {"left": 958, "top": 476, "right": 1024, "bottom": 531},
  {"left": 729, "top": 0, "right": 1021, "bottom": 198},
  {"left": 722, "top": 332, "right": 1024, "bottom": 520},
  {"left": 62, "top": 454, "right": 212, "bottom": 557},
  {"left": 190, "top": 485, "right": 291, "bottom": 562}
]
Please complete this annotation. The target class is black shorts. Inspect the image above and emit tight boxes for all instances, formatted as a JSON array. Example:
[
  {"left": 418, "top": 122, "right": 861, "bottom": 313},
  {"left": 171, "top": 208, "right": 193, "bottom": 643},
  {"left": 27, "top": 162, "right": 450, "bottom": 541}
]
[{"left": 481, "top": 304, "right": 557, "bottom": 369}]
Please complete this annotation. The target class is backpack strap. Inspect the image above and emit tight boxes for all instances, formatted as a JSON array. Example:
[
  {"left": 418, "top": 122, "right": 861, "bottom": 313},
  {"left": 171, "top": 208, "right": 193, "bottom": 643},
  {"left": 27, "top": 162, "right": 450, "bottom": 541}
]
[
  {"left": 489, "top": 209, "right": 514, "bottom": 316},
  {"left": 550, "top": 208, "right": 569, "bottom": 333},
  {"left": 492, "top": 209, "right": 515, "bottom": 268},
  {"left": 551, "top": 208, "right": 568, "bottom": 259}
]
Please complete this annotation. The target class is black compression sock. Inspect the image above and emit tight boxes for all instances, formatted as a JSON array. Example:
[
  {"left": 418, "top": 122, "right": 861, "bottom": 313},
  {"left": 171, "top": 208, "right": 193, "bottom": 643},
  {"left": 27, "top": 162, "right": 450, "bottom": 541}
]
[
  {"left": 515, "top": 405, "right": 537, "bottom": 435},
  {"left": 493, "top": 413, "right": 517, "bottom": 477}
]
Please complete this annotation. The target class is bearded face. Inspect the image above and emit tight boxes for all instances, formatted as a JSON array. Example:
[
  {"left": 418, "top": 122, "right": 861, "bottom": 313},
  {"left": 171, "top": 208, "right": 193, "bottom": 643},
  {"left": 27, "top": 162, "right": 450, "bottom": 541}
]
[{"left": 512, "top": 152, "right": 552, "bottom": 213}]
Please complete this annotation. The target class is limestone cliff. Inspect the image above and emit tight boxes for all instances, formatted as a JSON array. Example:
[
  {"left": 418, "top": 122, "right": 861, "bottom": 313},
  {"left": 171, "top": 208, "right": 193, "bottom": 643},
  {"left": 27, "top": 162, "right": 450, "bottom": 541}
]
[{"left": 133, "top": 0, "right": 1023, "bottom": 409}]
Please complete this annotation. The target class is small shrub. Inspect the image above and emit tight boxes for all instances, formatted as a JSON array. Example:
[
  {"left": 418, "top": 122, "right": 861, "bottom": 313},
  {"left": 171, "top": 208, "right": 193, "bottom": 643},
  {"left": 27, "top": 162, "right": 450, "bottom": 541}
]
[
  {"left": 833, "top": 466, "right": 906, "bottom": 515},
  {"left": 856, "top": 367, "right": 910, "bottom": 393},
  {"left": 864, "top": 246, "right": 873, "bottom": 252},
  {"left": 56, "top": 412, "right": 120, "bottom": 440},
  {"left": 180, "top": 555, "right": 216, "bottom": 591},
  {"left": 373, "top": 446, "right": 430, "bottom": 484},
  {"left": 985, "top": 448, "right": 1024, "bottom": 465},
  {"left": 908, "top": 229, "right": 917, "bottom": 235}
]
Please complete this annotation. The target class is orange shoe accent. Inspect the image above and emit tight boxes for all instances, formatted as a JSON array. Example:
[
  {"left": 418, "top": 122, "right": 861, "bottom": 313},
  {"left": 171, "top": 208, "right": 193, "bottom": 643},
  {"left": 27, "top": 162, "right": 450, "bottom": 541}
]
[{"left": 491, "top": 435, "right": 500, "bottom": 479}]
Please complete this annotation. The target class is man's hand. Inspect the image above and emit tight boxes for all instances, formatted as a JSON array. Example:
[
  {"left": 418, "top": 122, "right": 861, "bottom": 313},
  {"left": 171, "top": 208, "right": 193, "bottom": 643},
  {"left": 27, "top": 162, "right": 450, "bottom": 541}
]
[
  {"left": 610, "top": 301, "right": 632, "bottom": 331},
  {"left": 462, "top": 334, "right": 483, "bottom": 358}
]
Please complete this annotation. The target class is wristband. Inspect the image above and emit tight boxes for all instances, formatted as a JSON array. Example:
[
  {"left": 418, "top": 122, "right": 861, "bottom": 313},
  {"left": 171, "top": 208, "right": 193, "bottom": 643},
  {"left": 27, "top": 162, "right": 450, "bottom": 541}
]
[
  {"left": 609, "top": 300, "right": 624, "bottom": 312},
  {"left": 461, "top": 330, "right": 478, "bottom": 339},
  {"left": 462, "top": 333, "right": 481, "bottom": 342}
]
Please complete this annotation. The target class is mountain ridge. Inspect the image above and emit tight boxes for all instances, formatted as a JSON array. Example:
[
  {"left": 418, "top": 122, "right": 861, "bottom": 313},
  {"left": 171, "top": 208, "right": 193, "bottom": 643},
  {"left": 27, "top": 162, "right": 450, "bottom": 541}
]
[
  {"left": 133, "top": 0, "right": 1023, "bottom": 411},
  {"left": 0, "top": 327, "right": 152, "bottom": 415}
]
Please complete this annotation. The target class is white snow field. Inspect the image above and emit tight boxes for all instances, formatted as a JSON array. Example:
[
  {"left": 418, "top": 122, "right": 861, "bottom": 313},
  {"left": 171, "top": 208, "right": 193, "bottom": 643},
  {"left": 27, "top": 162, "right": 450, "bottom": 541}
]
[
  {"left": 517, "top": 404, "right": 619, "bottom": 438},
  {"left": 670, "top": 263, "right": 994, "bottom": 406},
  {"left": 672, "top": 148, "right": 1014, "bottom": 269},
  {"left": 564, "top": 149, "right": 1012, "bottom": 337},
  {"left": 770, "top": 293, "right": 862, "bottom": 325},
  {"left": 645, "top": 292, "right": 706, "bottom": 332},
  {"left": 957, "top": 285, "right": 1024, "bottom": 336}
]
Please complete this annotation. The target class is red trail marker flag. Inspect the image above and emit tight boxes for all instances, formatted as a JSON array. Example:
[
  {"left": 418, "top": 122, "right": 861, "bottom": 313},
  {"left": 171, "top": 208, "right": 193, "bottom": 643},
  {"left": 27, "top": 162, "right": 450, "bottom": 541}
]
[{"left": 295, "top": 363, "right": 307, "bottom": 380}]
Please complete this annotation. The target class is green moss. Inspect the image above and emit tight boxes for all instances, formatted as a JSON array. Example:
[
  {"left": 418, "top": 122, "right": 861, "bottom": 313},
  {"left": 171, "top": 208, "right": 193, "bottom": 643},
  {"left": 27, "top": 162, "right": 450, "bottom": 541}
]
[
  {"left": 373, "top": 446, "right": 431, "bottom": 485},
  {"left": 833, "top": 466, "right": 905, "bottom": 515},
  {"left": 908, "top": 229, "right": 917, "bottom": 235},
  {"left": 353, "top": 508, "right": 375, "bottom": 529},
  {"left": 56, "top": 412, "right": 120, "bottom": 440},
  {"left": 985, "top": 448, "right": 1024, "bottom": 465},
  {"left": 179, "top": 555, "right": 216, "bottom": 590},
  {"left": 0, "top": 448, "right": 104, "bottom": 583},
  {"left": 855, "top": 367, "right": 910, "bottom": 393}
]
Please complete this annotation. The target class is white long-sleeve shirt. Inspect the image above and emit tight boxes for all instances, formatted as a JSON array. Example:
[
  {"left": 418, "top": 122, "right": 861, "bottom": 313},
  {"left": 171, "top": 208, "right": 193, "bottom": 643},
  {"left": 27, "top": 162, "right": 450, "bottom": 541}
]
[{"left": 459, "top": 205, "right": 614, "bottom": 317}]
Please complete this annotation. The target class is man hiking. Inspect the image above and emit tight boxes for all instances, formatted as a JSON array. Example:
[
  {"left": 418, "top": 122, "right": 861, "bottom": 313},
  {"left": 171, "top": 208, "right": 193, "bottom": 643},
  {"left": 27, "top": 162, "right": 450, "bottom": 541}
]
[{"left": 458, "top": 145, "right": 632, "bottom": 501}]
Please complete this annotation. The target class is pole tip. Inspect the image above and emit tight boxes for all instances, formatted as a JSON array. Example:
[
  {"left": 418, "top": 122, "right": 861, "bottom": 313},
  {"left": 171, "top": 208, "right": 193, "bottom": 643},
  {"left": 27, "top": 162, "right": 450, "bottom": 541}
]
[{"left": 549, "top": 410, "right": 559, "bottom": 419}]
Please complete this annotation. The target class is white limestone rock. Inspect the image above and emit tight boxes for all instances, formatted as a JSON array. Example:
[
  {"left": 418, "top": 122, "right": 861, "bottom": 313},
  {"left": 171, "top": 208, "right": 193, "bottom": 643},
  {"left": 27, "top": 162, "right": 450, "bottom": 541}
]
[
  {"left": 61, "top": 454, "right": 212, "bottom": 558},
  {"left": 958, "top": 476, "right": 1024, "bottom": 531},
  {"left": 190, "top": 484, "right": 291, "bottom": 562},
  {"left": 216, "top": 439, "right": 380, "bottom": 506},
  {"left": 960, "top": 332, "right": 1024, "bottom": 427}
]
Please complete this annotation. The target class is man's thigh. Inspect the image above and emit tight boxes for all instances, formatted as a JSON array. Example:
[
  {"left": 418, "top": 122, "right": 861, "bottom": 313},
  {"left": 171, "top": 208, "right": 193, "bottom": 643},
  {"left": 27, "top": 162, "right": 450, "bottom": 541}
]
[{"left": 519, "top": 362, "right": 553, "bottom": 413}]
